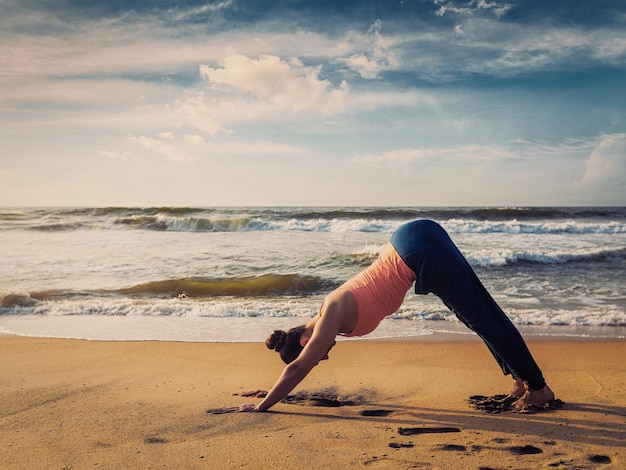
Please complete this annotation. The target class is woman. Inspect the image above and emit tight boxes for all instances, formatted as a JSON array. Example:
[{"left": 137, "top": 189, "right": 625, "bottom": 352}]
[{"left": 231, "top": 219, "right": 554, "bottom": 412}]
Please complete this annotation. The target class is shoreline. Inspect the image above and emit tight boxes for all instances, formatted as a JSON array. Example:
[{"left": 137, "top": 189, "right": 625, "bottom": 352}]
[
  {"left": 1, "top": 313, "right": 624, "bottom": 343},
  {"left": 3, "top": 331, "right": 624, "bottom": 343},
  {"left": 1, "top": 335, "right": 624, "bottom": 468}
]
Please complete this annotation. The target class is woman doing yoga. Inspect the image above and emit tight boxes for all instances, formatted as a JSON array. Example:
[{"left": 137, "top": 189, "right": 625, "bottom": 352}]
[{"left": 229, "top": 219, "right": 554, "bottom": 412}]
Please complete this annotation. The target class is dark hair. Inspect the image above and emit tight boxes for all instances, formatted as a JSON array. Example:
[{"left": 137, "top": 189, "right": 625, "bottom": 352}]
[{"left": 265, "top": 325, "right": 306, "bottom": 364}]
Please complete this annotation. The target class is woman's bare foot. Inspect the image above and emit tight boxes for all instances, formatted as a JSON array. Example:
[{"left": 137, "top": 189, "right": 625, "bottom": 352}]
[
  {"left": 513, "top": 385, "right": 555, "bottom": 410},
  {"left": 509, "top": 380, "right": 526, "bottom": 398}
]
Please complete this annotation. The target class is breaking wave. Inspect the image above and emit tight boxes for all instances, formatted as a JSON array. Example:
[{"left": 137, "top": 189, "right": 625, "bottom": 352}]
[{"left": 3, "top": 206, "right": 624, "bottom": 235}]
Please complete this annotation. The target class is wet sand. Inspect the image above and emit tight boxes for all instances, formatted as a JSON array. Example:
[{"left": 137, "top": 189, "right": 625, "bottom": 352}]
[{"left": 1, "top": 335, "right": 624, "bottom": 469}]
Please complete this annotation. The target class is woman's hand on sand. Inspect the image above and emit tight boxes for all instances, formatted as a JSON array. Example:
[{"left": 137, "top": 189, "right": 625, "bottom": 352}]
[
  {"left": 241, "top": 390, "right": 268, "bottom": 398},
  {"left": 236, "top": 403, "right": 258, "bottom": 412},
  {"left": 209, "top": 403, "right": 258, "bottom": 414},
  {"left": 207, "top": 391, "right": 267, "bottom": 414}
]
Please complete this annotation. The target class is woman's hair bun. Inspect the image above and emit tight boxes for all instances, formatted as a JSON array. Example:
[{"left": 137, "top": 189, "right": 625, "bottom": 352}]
[{"left": 266, "top": 329, "right": 287, "bottom": 352}]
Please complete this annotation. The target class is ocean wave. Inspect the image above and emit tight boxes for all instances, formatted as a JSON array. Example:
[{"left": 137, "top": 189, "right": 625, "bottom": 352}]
[
  {"left": 389, "top": 306, "right": 626, "bottom": 327},
  {"left": 50, "top": 206, "right": 204, "bottom": 217},
  {"left": 267, "top": 207, "right": 626, "bottom": 221},
  {"left": 119, "top": 214, "right": 271, "bottom": 232},
  {"left": 2, "top": 206, "right": 624, "bottom": 233},
  {"left": 118, "top": 274, "right": 337, "bottom": 297},
  {"left": 109, "top": 215, "right": 626, "bottom": 235},
  {"left": 0, "top": 210, "right": 28, "bottom": 221},
  {"left": 0, "top": 293, "right": 40, "bottom": 308},
  {"left": 445, "top": 219, "right": 625, "bottom": 235},
  {"left": 467, "top": 247, "right": 625, "bottom": 267},
  {"left": 5, "top": 274, "right": 339, "bottom": 304},
  {"left": 29, "top": 223, "right": 87, "bottom": 232},
  {"left": 113, "top": 214, "right": 395, "bottom": 233},
  {"left": 2, "top": 297, "right": 624, "bottom": 329},
  {"left": 322, "top": 249, "right": 382, "bottom": 268}
]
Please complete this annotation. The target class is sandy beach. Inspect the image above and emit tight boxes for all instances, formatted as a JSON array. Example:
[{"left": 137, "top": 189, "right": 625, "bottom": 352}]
[{"left": 1, "top": 335, "right": 624, "bottom": 469}]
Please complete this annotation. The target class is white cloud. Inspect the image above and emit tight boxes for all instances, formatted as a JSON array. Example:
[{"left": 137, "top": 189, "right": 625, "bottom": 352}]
[
  {"left": 578, "top": 134, "right": 626, "bottom": 188},
  {"left": 208, "top": 139, "right": 311, "bottom": 157},
  {"left": 127, "top": 134, "right": 198, "bottom": 163},
  {"left": 128, "top": 131, "right": 310, "bottom": 162},
  {"left": 172, "top": 92, "right": 234, "bottom": 136},
  {"left": 98, "top": 150, "right": 131, "bottom": 160},
  {"left": 424, "top": 5, "right": 625, "bottom": 78},
  {"left": 487, "top": 28, "right": 592, "bottom": 71},
  {"left": 166, "top": 0, "right": 236, "bottom": 21},
  {"left": 477, "top": 0, "right": 513, "bottom": 18},
  {"left": 593, "top": 36, "right": 626, "bottom": 62},
  {"left": 185, "top": 52, "right": 433, "bottom": 134},
  {"left": 345, "top": 54, "right": 380, "bottom": 79},
  {"left": 345, "top": 20, "right": 399, "bottom": 79},
  {"left": 1, "top": 78, "right": 173, "bottom": 108},
  {"left": 164, "top": 77, "right": 436, "bottom": 146},
  {"left": 183, "top": 134, "right": 207, "bottom": 146},
  {"left": 434, "top": 0, "right": 512, "bottom": 18},
  {"left": 200, "top": 54, "right": 350, "bottom": 115},
  {"left": 0, "top": 78, "right": 182, "bottom": 136},
  {"left": 351, "top": 145, "right": 515, "bottom": 168},
  {"left": 182, "top": 60, "right": 434, "bottom": 135},
  {"left": 509, "top": 137, "right": 598, "bottom": 158},
  {"left": 0, "top": 169, "right": 16, "bottom": 178}
]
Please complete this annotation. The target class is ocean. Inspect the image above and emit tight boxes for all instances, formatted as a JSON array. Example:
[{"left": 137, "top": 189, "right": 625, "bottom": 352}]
[{"left": 0, "top": 207, "right": 624, "bottom": 342}]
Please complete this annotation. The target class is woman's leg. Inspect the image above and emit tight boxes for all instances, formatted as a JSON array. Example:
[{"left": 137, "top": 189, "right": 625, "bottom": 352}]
[
  {"left": 391, "top": 220, "right": 546, "bottom": 391},
  {"left": 440, "top": 264, "right": 547, "bottom": 391}
]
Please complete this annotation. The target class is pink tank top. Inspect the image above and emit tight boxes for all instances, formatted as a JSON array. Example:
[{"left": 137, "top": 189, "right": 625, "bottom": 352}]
[{"left": 341, "top": 243, "right": 416, "bottom": 337}]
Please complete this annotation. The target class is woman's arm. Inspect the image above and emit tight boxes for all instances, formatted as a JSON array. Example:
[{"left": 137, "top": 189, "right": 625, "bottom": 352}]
[
  {"left": 254, "top": 292, "right": 352, "bottom": 412},
  {"left": 221, "top": 290, "right": 355, "bottom": 413},
  {"left": 254, "top": 355, "right": 317, "bottom": 411},
  {"left": 254, "top": 314, "right": 339, "bottom": 411}
]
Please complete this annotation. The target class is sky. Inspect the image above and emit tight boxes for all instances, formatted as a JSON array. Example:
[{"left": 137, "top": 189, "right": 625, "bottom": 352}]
[{"left": 1, "top": 0, "right": 625, "bottom": 207}]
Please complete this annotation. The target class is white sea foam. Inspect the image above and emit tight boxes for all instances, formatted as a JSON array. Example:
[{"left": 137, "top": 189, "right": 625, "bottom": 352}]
[
  {"left": 137, "top": 216, "right": 626, "bottom": 235},
  {"left": 2, "top": 295, "right": 624, "bottom": 329}
]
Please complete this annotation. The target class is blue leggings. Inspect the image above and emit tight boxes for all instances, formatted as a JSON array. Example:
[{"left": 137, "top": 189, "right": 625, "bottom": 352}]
[{"left": 390, "top": 219, "right": 546, "bottom": 390}]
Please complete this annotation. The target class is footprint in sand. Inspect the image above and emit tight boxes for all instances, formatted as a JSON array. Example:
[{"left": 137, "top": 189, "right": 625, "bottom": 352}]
[
  {"left": 437, "top": 444, "right": 467, "bottom": 452},
  {"left": 361, "top": 409, "right": 393, "bottom": 417},
  {"left": 389, "top": 442, "right": 414, "bottom": 449},
  {"left": 282, "top": 390, "right": 359, "bottom": 407},
  {"left": 305, "top": 397, "right": 343, "bottom": 407},
  {"left": 398, "top": 427, "right": 461, "bottom": 436},
  {"left": 144, "top": 437, "right": 168, "bottom": 444},
  {"left": 468, "top": 394, "right": 516, "bottom": 413},
  {"left": 508, "top": 445, "right": 543, "bottom": 455}
]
